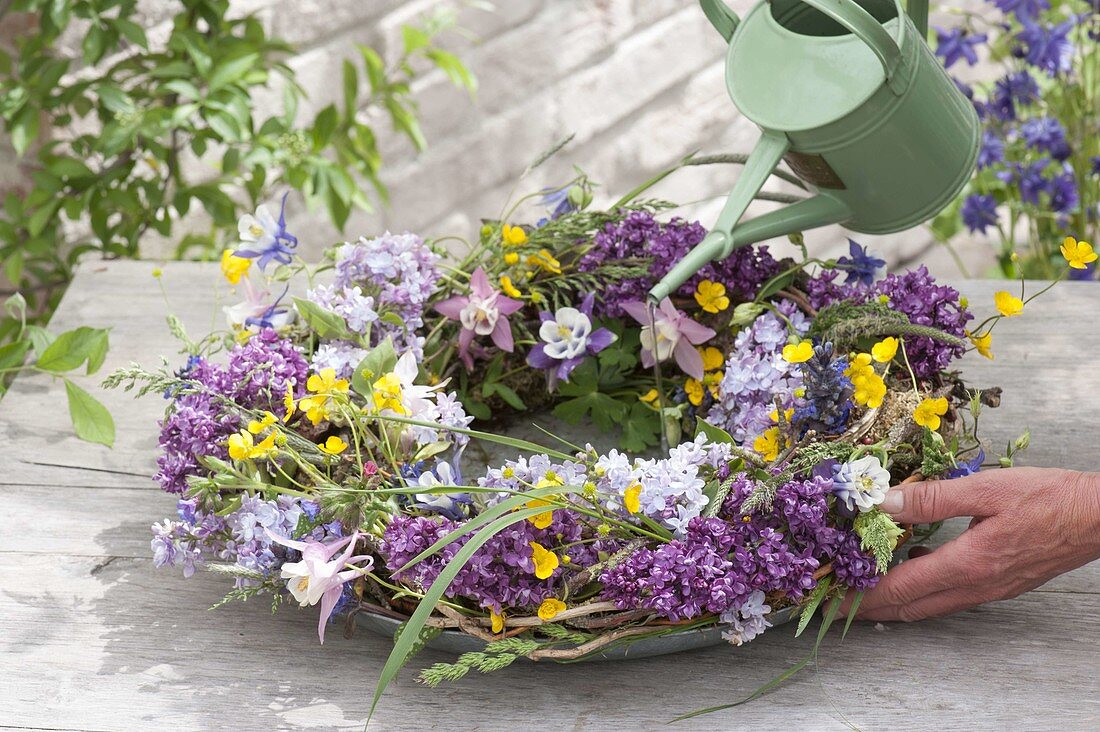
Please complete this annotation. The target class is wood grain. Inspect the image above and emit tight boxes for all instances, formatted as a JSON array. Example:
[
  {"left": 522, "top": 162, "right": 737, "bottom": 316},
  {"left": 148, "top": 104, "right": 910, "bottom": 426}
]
[{"left": 0, "top": 261, "right": 1097, "bottom": 730}]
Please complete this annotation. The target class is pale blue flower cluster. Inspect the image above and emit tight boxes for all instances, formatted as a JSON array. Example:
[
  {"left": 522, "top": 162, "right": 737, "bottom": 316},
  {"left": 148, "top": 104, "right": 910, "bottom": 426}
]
[{"left": 707, "top": 301, "right": 808, "bottom": 444}]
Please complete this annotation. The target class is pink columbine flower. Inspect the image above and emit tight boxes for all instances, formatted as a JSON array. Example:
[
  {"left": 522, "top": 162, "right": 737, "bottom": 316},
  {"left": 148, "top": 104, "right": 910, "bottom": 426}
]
[
  {"left": 434, "top": 267, "right": 523, "bottom": 369},
  {"left": 266, "top": 530, "right": 374, "bottom": 643},
  {"left": 621, "top": 298, "right": 716, "bottom": 380}
]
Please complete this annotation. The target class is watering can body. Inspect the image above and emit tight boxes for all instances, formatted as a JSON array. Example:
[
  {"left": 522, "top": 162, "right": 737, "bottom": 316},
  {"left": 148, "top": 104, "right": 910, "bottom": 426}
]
[{"left": 650, "top": 0, "right": 979, "bottom": 303}]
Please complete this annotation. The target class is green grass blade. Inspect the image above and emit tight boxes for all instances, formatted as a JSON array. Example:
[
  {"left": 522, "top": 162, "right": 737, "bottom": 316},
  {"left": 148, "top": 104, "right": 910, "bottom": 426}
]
[
  {"left": 361, "top": 413, "right": 574, "bottom": 461},
  {"left": 795, "top": 575, "right": 832, "bottom": 638},
  {"left": 841, "top": 591, "right": 864, "bottom": 640},
  {"left": 368, "top": 505, "right": 555, "bottom": 722},
  {"left": 393, "top": 484, "right": 581, "bottom": 575}
]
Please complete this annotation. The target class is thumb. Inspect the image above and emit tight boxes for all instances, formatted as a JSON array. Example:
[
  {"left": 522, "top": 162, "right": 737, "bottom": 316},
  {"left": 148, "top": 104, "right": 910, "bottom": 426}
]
[{"left": 880, "top": 472, "right": 998, "bottom": 524}]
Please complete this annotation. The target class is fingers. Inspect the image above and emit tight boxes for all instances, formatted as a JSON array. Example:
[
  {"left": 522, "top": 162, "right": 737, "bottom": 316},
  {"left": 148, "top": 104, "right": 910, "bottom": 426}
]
[
  {"left": 858, "top": 585, "right": 997, "bottom": 622},
  {"left": 880, "top": 471, "right": 1005, "bottom": 524},
  {"left": 851, "top": 534, "right": 978, "bottom": 618}
]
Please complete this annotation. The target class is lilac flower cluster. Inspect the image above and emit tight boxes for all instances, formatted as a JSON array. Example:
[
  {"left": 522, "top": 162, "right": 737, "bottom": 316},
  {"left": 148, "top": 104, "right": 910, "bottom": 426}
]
[
  {"left": 308, "top": 232, "right": 442, "bottom": 367},
  {"left": 576, "top": 210, "right": 780, "bottom": 317},
  {"left": 805, "top": 265, "right": 972, "bottom": 379},
  {"left": 380, "top": 509, "right": 616, "bottom": 614},
  {"left": 707, "top": 300, "right": 808, "bottom": 444}
]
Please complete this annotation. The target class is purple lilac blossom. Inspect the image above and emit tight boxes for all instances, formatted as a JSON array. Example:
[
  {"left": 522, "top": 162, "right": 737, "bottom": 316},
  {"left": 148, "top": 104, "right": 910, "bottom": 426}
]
[
  {"left": 804, "top": 266, "right": 972, "bottom": 379},
  {"left": 576, "top": 210, "right": 780, "bottom": 317},
  {"left": 707, "top": 301, "right": 808, "bottom": 444}
]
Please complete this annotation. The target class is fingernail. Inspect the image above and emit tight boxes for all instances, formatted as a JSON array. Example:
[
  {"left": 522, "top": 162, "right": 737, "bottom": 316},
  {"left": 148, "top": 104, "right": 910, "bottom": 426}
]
[{"left": 880, "top": 489, "right": 904, "bottom": 515}]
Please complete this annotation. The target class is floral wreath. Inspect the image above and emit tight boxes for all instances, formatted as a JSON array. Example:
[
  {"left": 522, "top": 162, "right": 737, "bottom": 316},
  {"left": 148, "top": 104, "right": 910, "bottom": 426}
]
[{"left": 109, "top": 172, "right": 1085, "bottom": 720}]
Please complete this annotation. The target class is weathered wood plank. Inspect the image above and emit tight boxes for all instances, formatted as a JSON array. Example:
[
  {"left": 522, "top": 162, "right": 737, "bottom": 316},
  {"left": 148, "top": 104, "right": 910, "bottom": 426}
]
[{"left": 0, "top": 553, "right": 1097, "bottom": 731}]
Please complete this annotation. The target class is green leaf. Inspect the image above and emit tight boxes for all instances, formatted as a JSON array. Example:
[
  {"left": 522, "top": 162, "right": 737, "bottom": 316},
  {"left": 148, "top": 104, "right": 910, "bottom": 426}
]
[
  {"left": 0, "top": 340, "right": 30, "bottom": 370},
  {"left": 25, "top": 325, "right": 54, "bottom": 355},
  {"left": 64, "top": 379, "right": 115, "bottom": 447},
  {"left": 36, "top": 327, "right": 107, "bottom": 373},
  {"left": 351, "top": 338, "right": 398, "bottom": 395},
  {"left": 208, "top": 53, "right": 260, "bottom": 92},
  {"left": 620, "top": 400, "right": 660, "bottom": 452},
  {"left": 842, "top": 590, "right": 864, "bottom": 640},
  {"left": 111, "top": 18, "right": 149, "bottom": 48},
  {"left": 292, "top": 297, "right": 351, "bottom": 340},
  {"left": 553, "top": 390, "right": 627, "bottom": 432},
  {"left": 695, "top": 418, "right": 735, "bottom": 445},
  {"left": 85, "top": 329, "right": 109, "bottom": 375},
  {"left": 342, "top": 59, "right": 358, "bottom": 118},
  {"left": 486, "top": 382, "right": 526, "bottom": 411},
  {"left": 10, "top": 105, "right": 39, "bottom": 157},
  {"left": 312, "top": 105, "right": 339, "bottom": 149}
]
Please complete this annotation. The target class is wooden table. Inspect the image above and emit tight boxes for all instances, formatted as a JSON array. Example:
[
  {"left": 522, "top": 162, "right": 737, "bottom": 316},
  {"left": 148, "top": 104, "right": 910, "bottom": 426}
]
[{"left": 2, "top": 261, "right": 1098, "bottom": 731}]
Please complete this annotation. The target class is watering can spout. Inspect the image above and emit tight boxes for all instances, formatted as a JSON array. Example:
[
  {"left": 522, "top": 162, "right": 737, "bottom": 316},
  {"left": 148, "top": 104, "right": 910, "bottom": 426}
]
[{"left": 649, "top": 130, "right": 848, "bottom": 305}]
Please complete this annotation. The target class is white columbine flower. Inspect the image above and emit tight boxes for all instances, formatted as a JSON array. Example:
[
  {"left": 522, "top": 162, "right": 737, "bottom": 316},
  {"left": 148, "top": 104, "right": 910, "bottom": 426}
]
[
  {"left": 538, "top": 307, "right": 592, "bottom": 360},
  {"left": 831, "top": 455, "right": 891, "bottom": 513},
  {"left": 238, "top": 203, "right": 279, "bottom": 248},
  {"left": 459, "top": 290, "right": 501, "bottom": 336}
]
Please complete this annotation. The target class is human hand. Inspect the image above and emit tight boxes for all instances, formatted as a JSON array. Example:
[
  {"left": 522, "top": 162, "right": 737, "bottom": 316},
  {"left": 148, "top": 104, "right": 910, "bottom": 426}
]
[{"left": 844, "top": 467, "right": 1100, "bottom": 621}]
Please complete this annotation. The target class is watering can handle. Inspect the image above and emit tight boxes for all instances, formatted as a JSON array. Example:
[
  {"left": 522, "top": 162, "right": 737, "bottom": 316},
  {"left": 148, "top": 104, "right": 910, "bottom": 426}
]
[
  {"left": 698, "top": 0, "right": 740, "bottom": 41},
  {"left": 797, "top": 0, "right": 909, "bottom": 94}
]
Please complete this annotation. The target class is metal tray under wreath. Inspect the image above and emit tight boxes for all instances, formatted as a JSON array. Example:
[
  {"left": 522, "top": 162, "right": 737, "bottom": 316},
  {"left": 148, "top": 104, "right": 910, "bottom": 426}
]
[{"left": 356, "top": 605, "right": 800, "bottom": 662}]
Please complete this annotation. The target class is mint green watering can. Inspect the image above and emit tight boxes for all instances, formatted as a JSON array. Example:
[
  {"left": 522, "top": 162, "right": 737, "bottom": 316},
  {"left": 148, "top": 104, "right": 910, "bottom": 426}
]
[{"left": 649, "top": 0, "right": 979, "bottom": 302}]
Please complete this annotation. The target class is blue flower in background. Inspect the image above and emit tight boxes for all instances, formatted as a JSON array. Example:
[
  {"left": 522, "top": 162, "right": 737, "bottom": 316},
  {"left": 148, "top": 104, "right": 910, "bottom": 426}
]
[
  {"left": 989, "top": 70, "right": 1040, "bottom": 121},
  {"left": 1069, "top": 261, "right": 1097, "bottom": 281},
  {"left": 961, "top": 194, "right": 999, "bottom": 234},
  {"left": 947, "top": 448, "right": 984, "bottom": 479},
  {"left": 935, "top": 27, "right": 987, "bottom": 68},
  {"left": 991, "top": 0, "right": 1050, "bottom": 22},
  {"left": 999, "top": 159, "right": 1051, "bottom": 205},
  {"left": 835, "top": 240, "right": 885, "bottom": 285},
  {"left": 977, "top": 130, "right": 1005, "bottom": 169},
  {"left": 1016, "top": 20, "right": 1075, "bottom": 76},
  {"left": 536, "top": 184, "right": 578, "bottom": 226},
  {"left": 1020, "top": 117, "right": 1072, "bottom": 161},
  {"left": 1047, "top": 170, "right": 1078, "bottom": 213}
]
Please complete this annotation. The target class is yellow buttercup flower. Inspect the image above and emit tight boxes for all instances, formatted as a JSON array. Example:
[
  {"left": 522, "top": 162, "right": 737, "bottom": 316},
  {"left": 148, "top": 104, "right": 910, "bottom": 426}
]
[
  {"left": 703, "top": 370, "right": 723, "bottom": 398},
  {"left": 371, "top": 372, "right": 409, "bottom": 415},
  {"left": 782, "top": 341, "right": 814, "bottom": 364},
  {"left": 307, "top": 368, "right": 349, "bottom": 395},
  {"left": 529, "top": 541, "right": 559, "bottom": 579},
  {"left": 227, "top": 430, "right": 255, "bottom": 461},
  {"left": 693, "top": 280, "right": 730, "bottom": 314},
  {"left": 527, "top": 249, "right": 562, "bottom": 275},
  {"left": 753, "top": 427, "right": 781, "bottom": 462},
  {"left": 639, "top": 389, "right": 659, "bottom": 404},
  {"left": 504, "top": 252, "right": 519, "bottom": 265},
  {"left": 152, "top": 267, "right": 163, "bottom": 279},
  {"left": 769, "top": 407, "right": 794, "bottom": 423},
  {"left": 220, "top": 249, "right": 252, "bottom": 285},
  {"left": 490, "top": 609, "right": 505, "bottom": 634},
  {"left": 248, "top": 411, "right": 278, "bottom": 434},
  {"left": 525, "top": 497, "right": 555, "bottom": 529},
  {"left": 502, "top": 224, "right": 528, "bottom": 247},
  {"left": 684, "top": 378, "right": 705, "bottom": 406},
  {"left": 538, "top": 598, "right": 567, "bottom": 621},
  {"left": 699, "top": 346, "right": 725, "bottom": 372},
  {"left": 871, "top": 337, "right": 899, "bottom": 363},
  {"left": 623, "top": 482, "right": 642, "bottom": 515},
  {"left": 851, "top": 372, "right": 887, "bottom": 409},
  {"left": 994, "top": 291, "right": 1023, "bottom": 317},
  {"left": 283, "top": 385, "right": 296, "bottom": 421},
  {"left": 967, "top": 330, "right": 994, "bottom": 360},
  {"left": 318, "top": 435, "right": 348, "bottom": 455},
  {"left": 913, "top": 396, "right": 949, "bottom": 430},
  {"left": 500, "top": 275, "right": 522, "bottom": 298},
  {"left": 1060, "top": 236, "right": 1096, "bottom": 270}
]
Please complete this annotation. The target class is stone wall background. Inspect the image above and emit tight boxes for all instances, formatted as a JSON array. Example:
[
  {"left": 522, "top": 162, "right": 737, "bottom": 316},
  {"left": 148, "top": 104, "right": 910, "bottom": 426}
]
[{"left": 0, "top": 0, "right": 999, "bottom": 274}]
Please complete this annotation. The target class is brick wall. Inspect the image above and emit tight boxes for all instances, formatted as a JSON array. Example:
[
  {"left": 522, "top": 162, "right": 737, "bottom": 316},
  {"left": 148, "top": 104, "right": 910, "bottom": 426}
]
[{"left": 2, "top": 0, "right": 996, "bottom": 274}]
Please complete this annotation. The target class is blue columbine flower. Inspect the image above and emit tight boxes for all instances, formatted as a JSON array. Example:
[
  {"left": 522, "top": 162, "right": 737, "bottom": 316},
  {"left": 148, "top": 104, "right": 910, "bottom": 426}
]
[
  {"left": 244, "top": 285, "right": 293, "bottom": 330},
  {"left": 991, "top": 0, "right": 1051, "bottom": 22},
  {"left": 947, "top": 448, "right": 984, "bottom": 479},
  {"left": 234, "top": 192, "right": 299, "bottom": 269},
  {"left": 989, "top": 71, "right": 1040, "bottom": 121},
  {"left": 977, "top": 130, "right": 1005, "bottom": 169},
  {"left": 1016, "top": 20, "right": 1075, "bottom": 77},
  {"left": 999, "top": 160, "right": 1051, "bottom": 205},
  {"left": 835, "top": 240, "right": 886, "bottom": 285},
  {"left": 1047, "top": 170, "right": 1078, "bottom": 213},
  {"left": 961, "top": 194, "right": 999, "bottom": 234},
  {"left": 1020, "top": 117, "right": 1071, "bottom": 161},
  {"left": 535, "top": 184, "right": 579, "bottom": 226},
  {"left": 935, "top": 27, "right": 987, "bottom": 68}
]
